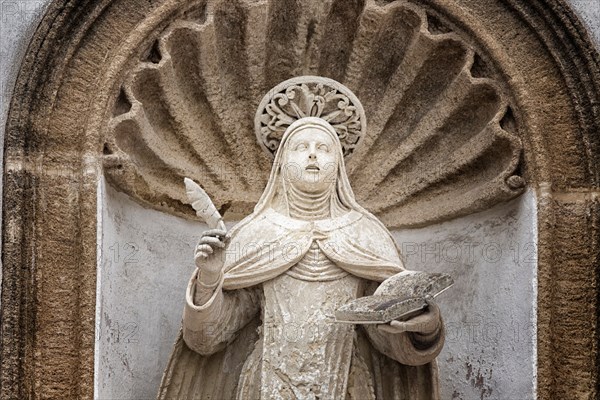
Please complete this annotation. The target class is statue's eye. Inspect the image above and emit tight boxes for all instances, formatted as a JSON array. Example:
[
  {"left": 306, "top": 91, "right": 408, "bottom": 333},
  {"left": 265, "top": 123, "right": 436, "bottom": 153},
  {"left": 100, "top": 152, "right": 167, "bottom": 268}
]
[
  {"left": 318, "top": 144, "right": 329, "bottom": 152},
  {"left": 295, "top": 143, "right": 308, "bottom": 151}
]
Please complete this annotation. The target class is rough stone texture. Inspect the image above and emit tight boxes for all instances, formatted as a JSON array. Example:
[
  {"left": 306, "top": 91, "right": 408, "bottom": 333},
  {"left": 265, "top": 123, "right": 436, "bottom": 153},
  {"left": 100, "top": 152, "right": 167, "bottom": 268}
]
[
  {"left": 537, "top": 187, "right": 600, "bottom": 399},
  {"left": 0, "top": 0, "right": 599, "bottom": 399},
  {"left": 0, "top": 0, "right": 48, "bottom": 299},
  {"left": 103, "top": 2, "right": 524, "bottom": 228}
]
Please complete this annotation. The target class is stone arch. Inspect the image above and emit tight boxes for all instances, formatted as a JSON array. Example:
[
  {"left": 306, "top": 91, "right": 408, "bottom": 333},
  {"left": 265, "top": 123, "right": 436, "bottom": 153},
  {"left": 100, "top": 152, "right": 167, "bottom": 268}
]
[{"left": 1, "top": 0, "right": 598, "bottom": 398}]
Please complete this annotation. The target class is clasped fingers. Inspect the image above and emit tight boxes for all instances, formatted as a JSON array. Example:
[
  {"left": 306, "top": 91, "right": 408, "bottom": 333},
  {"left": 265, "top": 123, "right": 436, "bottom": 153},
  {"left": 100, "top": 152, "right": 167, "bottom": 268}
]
[
  {"left": 198, "top": 235, "right": 226, "bottom": 249},
  {"left": 202, "top": 228, "right": 227, "bottom": 238},
  {"left": 194, "top": 229, "right": 228, "bottom": 268}
]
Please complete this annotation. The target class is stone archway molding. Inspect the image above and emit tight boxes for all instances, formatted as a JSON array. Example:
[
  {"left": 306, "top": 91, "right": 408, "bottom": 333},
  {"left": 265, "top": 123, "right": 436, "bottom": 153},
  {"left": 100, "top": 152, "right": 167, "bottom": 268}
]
[{"left": 1, "top": 0, "right": 598, "bottom": 398}]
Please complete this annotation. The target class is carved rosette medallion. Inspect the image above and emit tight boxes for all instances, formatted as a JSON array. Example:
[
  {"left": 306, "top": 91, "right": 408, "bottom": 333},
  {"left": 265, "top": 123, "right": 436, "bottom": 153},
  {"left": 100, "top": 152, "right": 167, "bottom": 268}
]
[
  {"left": 255, "top": 76, "right": 367, "bottom": 158},
  {"left": 102, "top": 0, "right": 525, "bottom": 228}
]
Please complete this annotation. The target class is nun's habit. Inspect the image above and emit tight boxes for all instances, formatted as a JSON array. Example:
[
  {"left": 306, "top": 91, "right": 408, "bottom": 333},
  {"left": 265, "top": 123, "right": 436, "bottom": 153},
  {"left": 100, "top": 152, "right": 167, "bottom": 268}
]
[{"left": 158, "top": 118, "right": 444, "bottom": 400}]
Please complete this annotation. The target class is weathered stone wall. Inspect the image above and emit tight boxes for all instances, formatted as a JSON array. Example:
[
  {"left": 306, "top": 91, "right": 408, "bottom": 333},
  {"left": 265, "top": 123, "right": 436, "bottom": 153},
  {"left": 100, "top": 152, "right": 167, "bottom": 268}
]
[
  {"left": 0, "top": 0, "right": 48, "bottom": 286},
  {"left": 3, "top": 0, "right": 599, "bottom": 229},
  {"left": 1, "top": 1, "right": 599, "bottom": 399}
]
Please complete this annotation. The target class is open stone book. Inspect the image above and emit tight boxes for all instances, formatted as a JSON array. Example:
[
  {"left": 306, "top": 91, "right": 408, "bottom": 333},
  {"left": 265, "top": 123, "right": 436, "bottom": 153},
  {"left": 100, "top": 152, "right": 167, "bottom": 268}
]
[{"left": 335, "top": 271, "right": 454, "bottom": 324}]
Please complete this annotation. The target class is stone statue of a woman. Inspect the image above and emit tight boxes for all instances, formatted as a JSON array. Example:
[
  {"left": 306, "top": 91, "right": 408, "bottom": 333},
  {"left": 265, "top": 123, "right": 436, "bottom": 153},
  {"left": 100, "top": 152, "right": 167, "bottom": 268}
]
[{"left": 158, "top": 78, "right": 445, "bottom": 400}]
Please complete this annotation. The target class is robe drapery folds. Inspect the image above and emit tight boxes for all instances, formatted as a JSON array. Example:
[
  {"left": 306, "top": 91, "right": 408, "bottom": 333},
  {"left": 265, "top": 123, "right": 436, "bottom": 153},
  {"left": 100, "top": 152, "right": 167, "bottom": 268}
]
[
  {"left": 221, "top": 209, "right": 403, "bottom": 289},
  {"left": 158, "top": 118, "right": 444, "bottom": 399}
]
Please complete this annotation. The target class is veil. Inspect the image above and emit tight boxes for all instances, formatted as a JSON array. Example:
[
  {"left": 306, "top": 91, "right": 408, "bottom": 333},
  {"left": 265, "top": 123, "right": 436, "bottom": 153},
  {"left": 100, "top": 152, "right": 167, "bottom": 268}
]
[
  {"left": 226, "top": 117, "right": 399, "bottom": 251},
  {"left": 218, "top": 117, "right": 404, "bottom": 290}
]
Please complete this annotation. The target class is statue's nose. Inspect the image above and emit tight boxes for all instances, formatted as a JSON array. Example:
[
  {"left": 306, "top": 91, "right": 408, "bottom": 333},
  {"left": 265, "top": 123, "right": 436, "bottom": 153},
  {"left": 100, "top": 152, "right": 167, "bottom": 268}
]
[{"left": 308, "top": 152, "right": 317, "bottom": 160}]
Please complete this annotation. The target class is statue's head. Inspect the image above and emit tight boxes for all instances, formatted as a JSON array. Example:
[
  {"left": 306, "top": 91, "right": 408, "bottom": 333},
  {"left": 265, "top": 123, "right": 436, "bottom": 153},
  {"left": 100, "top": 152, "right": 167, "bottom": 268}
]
[
  {"left": 251, "top": 76, "right": 368, "bottom": 219},
  {"left": 279, "top": 118, "right": 340, "bottom": 194}
]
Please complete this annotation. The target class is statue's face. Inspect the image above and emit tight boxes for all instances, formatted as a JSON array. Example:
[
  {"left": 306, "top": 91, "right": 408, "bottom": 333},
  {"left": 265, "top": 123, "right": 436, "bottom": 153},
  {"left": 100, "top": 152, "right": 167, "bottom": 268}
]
[{"left": 281, "top": 127, "right": 338, "bottom": 192}]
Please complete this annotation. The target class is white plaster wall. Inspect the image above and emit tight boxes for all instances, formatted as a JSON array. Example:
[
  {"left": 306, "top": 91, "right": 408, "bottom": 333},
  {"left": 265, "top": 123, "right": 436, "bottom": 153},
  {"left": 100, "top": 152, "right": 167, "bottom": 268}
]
[
  {"left": 570, "top": 0, "right": 600, "bottom": 45},
  {"left": 0, "top": 1, "right": 595, "bottom": 399},
  {"left": 0, "top": 0, "right": 48, "bottom": 148},
  {"left": 392, "top": 191, "right": 537, "bottom": 400},
  {"left": 96, "top": 178, "right": 208, "bottom": 400},
  {"left": 97, "top": 175, "right": 537, "bottom": 400}
]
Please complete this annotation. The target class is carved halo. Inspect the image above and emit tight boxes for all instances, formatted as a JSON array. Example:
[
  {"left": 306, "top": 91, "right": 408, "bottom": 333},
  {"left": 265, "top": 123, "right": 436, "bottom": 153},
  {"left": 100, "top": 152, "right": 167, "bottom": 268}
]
[{"left": 255, "top": 76, "right": 367, "bottom": 158}]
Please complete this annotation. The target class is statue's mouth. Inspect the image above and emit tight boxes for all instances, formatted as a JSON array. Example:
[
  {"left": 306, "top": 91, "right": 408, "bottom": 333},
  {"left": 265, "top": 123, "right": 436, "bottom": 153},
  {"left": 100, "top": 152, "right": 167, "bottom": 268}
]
[{"left": 306, "top": 164, "right": 320, "bottom": 172}]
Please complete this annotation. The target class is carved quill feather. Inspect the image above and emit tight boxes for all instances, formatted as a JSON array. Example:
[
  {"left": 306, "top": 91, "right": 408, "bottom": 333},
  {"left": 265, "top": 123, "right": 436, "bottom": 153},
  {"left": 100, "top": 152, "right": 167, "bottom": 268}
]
[{"left": 184, "top": 178, "right": 226, "bottom": 231}]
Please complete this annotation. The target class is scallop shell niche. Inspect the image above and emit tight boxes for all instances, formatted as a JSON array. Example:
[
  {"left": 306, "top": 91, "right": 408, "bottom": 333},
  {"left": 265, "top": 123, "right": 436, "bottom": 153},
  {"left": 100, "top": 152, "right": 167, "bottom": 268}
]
[{"left": 102, "top": 0, "right": 524, "bottom": 228}]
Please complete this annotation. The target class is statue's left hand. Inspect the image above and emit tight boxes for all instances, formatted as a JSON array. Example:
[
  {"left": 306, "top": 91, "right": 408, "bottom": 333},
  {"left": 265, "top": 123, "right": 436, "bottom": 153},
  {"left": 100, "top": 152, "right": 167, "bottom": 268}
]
[{"left": 377, "top": 297, "right": 440, "bottom": 335}]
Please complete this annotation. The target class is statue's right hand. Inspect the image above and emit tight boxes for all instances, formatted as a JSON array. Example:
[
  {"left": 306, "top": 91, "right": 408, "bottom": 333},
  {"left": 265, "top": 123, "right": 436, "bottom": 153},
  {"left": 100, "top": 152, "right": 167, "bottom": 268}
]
[{"left": 194, "top": 228, "right": 227, "bottom": 284}]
